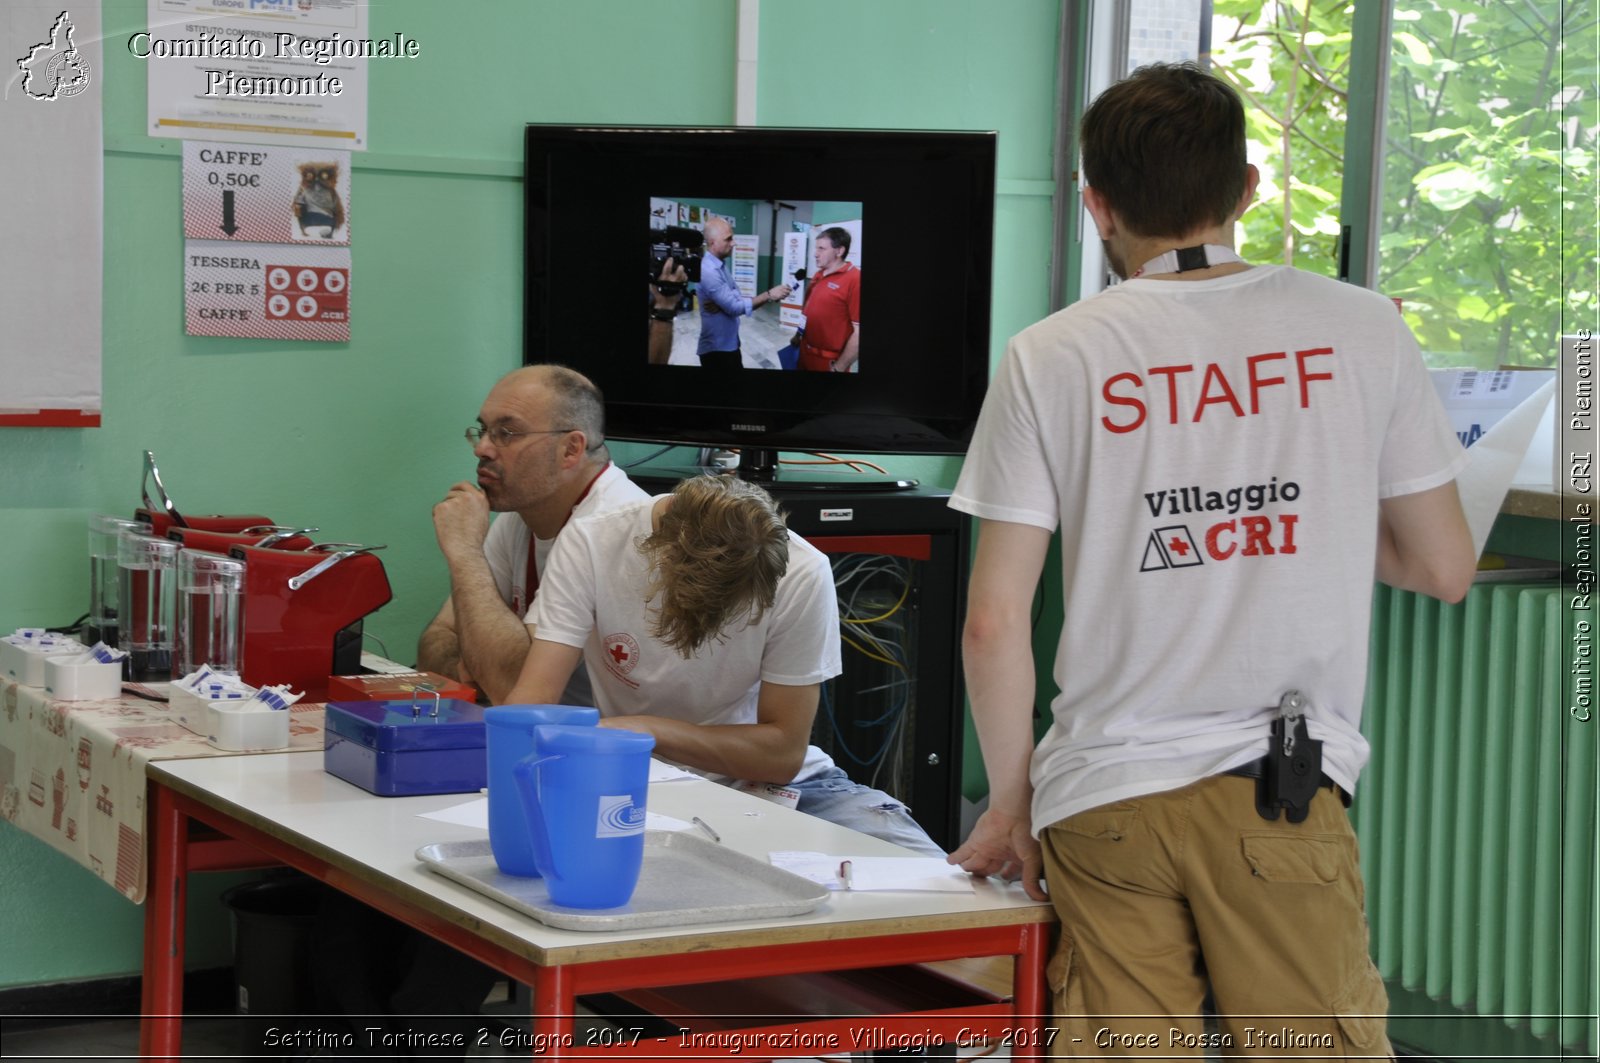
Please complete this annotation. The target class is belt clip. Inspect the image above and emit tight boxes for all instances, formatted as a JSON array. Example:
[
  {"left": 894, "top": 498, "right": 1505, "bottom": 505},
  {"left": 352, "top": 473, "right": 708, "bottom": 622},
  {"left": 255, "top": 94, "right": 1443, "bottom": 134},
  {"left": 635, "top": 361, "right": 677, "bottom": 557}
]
[
  {"left": 1278, "top": 690, "right": 1306, "bottom": 758},
  {"left": 1256, "top": 689, "right": 1323, "bottom": 824}
]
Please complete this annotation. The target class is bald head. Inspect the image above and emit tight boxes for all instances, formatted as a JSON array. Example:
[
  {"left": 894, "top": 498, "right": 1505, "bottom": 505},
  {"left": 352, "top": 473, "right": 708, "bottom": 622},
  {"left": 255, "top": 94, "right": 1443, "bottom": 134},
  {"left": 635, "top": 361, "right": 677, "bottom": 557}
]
[
  {"left": 703, "top": 217, "right": 733, "bottom": 258},
  {"left": 493, "top": 365, "right": 607, "bottom": 456},
  {"left": 472, "top": 364, "right": 610, "bottom": 529}
]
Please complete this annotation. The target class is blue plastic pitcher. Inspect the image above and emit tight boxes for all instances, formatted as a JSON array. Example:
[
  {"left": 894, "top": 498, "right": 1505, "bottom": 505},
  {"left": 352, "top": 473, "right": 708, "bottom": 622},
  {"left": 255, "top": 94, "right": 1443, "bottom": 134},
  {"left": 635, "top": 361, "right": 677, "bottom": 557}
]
[
  {"left": 512, "top": 724, "right": 654, "bottom": 909},
  {"left": 484, "top": 705, "right": 599, "bottom": 876}
]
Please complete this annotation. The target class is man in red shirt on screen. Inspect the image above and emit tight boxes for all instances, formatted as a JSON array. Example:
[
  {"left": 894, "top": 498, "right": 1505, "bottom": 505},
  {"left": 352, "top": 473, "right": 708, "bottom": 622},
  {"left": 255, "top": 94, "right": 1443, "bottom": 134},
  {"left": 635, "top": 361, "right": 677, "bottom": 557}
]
[{"left": 798, "top": 227, "right": 861, "bottom": 373}]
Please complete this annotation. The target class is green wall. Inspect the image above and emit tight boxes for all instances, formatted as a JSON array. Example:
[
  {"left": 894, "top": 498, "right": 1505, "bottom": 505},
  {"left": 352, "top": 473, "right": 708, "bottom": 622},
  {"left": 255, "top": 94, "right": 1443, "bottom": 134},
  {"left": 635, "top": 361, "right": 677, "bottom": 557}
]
[
  {"left": 0, "top": 0, "right": 1064, "bottom": 990},
  {"left": 811, "top": 201, "right": 863, "bottom": 224}
]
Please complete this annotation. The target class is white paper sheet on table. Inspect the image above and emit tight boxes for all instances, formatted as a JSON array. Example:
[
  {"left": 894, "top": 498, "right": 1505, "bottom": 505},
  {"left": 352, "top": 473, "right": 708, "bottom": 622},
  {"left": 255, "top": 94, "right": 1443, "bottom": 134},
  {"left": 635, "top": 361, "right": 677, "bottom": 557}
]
[
  {"left": 769, "top": 850, "right": 975, "bottom": 892},
  {"left": 649, "top": 760, "right": 699, "bottom": 783},
  {"left": 416, "top": 795, "right": 691, "bottom": 833}
]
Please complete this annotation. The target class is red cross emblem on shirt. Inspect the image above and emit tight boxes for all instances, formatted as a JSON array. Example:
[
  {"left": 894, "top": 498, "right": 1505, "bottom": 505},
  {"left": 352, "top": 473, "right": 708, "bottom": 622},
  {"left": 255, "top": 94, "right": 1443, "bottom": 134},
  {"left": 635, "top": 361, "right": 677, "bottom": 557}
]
[{"left": 602, "top": 632, "right": 641, "bottom": 677}]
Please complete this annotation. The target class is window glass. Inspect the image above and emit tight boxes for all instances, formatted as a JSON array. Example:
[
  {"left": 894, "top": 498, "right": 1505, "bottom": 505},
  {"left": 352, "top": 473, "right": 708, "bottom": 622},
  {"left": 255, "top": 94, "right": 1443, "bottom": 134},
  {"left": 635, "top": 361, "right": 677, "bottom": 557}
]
[
  {"left": 1375, "top": 1, "right": 1594, "bottom": 367},
  {"left": 1211, "top": 0, "right": 1353, "bottom": 279}
]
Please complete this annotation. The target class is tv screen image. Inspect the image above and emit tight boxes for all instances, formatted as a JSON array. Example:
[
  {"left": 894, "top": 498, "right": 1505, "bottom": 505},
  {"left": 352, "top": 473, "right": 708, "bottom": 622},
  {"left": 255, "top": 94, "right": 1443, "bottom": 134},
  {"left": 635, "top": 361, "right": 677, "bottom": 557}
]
[
  {"left": 526, "top": 125, "right": 996, "bottom": 471},
  {"left": 647, "top": 196, "right": 864, "bottom": 373}
]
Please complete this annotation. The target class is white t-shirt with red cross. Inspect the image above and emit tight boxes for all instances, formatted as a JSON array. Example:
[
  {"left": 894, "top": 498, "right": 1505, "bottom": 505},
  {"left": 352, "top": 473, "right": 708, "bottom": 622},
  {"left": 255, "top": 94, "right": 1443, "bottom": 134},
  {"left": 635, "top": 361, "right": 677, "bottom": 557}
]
[
  {"left": 482, "top": 463, "right": 648, "bottom": 620},
  {"left": 481, "top": 463, "right": 647, "bottom": 706},
  {"left": 950, "top": 265, "right": 1469, "bottom": 833},
  {"left": 529, "top": 497, "right": 843, "bottom": 784}
]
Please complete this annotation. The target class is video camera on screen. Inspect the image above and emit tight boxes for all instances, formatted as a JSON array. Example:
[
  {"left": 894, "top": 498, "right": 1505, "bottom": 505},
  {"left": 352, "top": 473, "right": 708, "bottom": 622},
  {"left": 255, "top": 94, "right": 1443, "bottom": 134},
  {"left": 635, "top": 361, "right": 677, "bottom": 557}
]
[{"left": 648, "top": 226, "right": 703, "bottom": 285}]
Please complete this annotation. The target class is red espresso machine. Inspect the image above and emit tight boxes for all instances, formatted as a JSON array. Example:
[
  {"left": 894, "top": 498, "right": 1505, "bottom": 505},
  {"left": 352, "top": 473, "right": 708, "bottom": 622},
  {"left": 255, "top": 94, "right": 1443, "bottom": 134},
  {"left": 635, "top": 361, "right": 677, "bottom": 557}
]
[
  {"left": 136, "top": 452, "right": 392, "bottom": 697},
  {"left": 135, "top": 450, "right": 278, "bottom": 538},
  {"left": 228, "top": 543, "right": 392, "bottom": 701}
]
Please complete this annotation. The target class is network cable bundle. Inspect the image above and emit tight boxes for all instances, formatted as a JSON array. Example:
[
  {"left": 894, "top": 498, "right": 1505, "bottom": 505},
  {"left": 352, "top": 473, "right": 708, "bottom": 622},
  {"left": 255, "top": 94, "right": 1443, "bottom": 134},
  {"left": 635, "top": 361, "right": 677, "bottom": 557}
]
[{"left": 815, "top": 552, "right": 919, "bottom": 803}]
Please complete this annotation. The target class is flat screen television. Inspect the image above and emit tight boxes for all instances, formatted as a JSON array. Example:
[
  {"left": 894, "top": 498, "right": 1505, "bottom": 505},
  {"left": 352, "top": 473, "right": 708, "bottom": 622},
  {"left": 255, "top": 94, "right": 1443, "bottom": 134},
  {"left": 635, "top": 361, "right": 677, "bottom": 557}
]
[{"left": 524, "top": 124, "right": 996, "bottom": 484}]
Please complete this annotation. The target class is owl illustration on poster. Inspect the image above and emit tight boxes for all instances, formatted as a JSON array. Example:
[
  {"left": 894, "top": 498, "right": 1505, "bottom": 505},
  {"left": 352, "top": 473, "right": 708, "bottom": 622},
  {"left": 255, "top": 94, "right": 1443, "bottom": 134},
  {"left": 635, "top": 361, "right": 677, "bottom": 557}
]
[{"left": 292, "top": 162, "right": 347, "bottom": 241}]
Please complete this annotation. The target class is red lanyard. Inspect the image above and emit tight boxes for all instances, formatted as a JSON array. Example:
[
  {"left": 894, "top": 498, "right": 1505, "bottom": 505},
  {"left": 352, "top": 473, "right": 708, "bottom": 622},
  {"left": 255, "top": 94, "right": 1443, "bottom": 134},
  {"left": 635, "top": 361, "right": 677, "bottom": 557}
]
[{"left": 524, "top": 463, "right": 610, "bottom": 600}]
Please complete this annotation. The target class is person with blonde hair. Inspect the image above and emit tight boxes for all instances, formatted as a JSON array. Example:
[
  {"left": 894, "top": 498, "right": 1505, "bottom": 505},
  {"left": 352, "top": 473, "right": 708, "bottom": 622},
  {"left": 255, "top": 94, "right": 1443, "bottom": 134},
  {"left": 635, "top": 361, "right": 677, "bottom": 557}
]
[{"left": 503, "top": 474, "right": 940, "bottom": 853}]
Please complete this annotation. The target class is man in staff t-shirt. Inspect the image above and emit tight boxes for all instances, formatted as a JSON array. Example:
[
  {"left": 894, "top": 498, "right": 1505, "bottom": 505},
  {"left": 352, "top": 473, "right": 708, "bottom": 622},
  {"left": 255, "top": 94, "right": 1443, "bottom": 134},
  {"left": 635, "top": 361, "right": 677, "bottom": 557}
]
[{"left": 947, "top": 62, "right": 1476, "bottom": 1056}]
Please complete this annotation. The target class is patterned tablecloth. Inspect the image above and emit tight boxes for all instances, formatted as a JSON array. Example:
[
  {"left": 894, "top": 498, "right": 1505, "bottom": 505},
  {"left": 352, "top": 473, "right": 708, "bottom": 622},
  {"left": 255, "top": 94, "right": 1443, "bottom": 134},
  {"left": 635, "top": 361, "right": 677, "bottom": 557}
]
[{"left": 0, "top": 676, "right": 324, "bottom": 903}]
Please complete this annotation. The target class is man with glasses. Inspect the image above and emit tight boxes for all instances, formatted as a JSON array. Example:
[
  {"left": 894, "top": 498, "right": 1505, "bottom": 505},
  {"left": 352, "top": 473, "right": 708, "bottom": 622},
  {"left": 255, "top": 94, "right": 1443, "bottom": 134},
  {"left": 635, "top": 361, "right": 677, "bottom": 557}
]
[
  {"left": 418, "top": 364, "right": 646, "bottom": 703},
  {"left": 318, "top": 367, "right": 645, "bottom": 1051}
]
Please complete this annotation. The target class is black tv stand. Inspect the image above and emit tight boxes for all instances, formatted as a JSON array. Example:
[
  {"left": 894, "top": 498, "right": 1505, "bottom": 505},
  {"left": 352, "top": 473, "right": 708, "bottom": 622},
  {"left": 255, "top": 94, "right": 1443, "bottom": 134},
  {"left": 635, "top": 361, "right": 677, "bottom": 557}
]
[{"left": 637, "top": 449, "right": 920, "bottom": 492}]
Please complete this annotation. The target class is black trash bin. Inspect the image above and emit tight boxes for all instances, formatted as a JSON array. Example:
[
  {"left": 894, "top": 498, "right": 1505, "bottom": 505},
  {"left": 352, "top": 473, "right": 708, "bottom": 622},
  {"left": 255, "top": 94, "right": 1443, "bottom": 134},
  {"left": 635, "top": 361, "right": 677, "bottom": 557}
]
[{"left": 221, "top": 874, "right": 322, "bottom": 1016}]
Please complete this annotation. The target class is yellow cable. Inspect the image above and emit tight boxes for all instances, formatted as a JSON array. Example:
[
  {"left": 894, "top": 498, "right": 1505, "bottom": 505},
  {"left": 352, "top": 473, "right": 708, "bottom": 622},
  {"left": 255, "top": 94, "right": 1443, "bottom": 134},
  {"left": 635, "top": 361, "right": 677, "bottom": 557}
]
[
  {"left": 842, "top": 572, "right": 912, "bottom": 625},
  {"left": 840, "top": 629, "right": 907, "bottom": 672}
]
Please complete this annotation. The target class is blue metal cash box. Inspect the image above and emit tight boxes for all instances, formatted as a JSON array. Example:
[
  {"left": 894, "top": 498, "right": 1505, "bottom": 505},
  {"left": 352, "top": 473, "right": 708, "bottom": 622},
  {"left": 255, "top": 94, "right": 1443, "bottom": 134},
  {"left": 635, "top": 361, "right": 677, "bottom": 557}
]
[{"left": 323, "top": 699, "right": 487, "bottom": 796}]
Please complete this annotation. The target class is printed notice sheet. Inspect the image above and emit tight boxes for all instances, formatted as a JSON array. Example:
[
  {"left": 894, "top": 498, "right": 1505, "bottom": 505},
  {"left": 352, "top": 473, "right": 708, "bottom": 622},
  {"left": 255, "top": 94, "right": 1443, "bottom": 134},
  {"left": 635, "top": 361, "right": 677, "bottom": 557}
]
[{"left": 143, "top": 0, "right": 388, "bottom": 150}]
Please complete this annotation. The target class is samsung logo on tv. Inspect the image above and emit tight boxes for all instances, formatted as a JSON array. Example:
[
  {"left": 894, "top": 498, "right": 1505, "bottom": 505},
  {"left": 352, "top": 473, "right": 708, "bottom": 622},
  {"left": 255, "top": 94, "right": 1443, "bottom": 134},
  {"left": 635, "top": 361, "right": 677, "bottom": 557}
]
[{"left": 730, "top": 423, "right": 766, "bottom": 432}]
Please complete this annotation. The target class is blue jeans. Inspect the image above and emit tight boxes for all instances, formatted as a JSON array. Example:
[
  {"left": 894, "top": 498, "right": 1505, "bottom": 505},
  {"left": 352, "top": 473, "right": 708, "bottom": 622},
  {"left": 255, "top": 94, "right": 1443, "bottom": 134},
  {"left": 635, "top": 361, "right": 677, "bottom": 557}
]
[{"left": 791, "top": 767, "right": 945, "bottom": 856}]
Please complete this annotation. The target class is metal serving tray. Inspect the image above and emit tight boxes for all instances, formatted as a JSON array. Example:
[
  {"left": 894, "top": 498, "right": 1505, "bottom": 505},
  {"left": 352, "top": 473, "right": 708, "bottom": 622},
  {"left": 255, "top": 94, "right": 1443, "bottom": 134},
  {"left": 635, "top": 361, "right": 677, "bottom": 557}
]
[{"left": 416, "top": 832, "right": 830, "bottom": 932}]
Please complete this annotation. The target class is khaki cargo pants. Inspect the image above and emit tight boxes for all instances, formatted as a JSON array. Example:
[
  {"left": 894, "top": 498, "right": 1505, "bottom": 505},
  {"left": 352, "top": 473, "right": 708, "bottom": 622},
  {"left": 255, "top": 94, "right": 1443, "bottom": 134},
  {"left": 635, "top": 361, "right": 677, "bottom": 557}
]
[{"left": 1039, "top": 774, "right": 1393, "bottom": 1059}]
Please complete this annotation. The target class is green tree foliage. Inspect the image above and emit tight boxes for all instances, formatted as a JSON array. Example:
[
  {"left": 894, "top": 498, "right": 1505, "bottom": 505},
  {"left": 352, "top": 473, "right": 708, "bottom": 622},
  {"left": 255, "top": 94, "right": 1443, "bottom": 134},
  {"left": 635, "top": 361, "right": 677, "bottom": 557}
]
[
  {"left": 1212, "top": 0, "right": 1352, "bottom": 278},
  {"left": 1213, "top": 0, "right": 1595, "bottom": 366}
]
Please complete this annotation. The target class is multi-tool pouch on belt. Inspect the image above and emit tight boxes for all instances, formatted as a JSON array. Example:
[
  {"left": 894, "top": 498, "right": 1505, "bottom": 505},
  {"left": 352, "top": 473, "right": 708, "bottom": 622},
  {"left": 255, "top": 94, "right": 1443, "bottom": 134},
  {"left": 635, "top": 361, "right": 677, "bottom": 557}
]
[{"left": 1256, "top": 690, "right": 1324, "bottom": 823}]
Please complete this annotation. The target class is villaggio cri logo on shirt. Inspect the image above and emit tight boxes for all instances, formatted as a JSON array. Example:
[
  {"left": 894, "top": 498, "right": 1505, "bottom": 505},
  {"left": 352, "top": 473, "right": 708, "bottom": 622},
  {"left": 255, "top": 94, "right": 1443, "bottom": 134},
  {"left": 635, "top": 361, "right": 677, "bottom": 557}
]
[
  {"left": 15, "top": 11, "right": 92, "bottom": 101},
  {"left": 1138, "top": 477, "right": 1303, "bottom": 573}
]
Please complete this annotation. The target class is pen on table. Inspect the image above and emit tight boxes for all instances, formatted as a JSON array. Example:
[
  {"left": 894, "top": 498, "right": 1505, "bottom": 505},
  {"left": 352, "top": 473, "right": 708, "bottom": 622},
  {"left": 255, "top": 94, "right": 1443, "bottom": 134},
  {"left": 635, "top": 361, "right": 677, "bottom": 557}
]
[
  {"left": 691, "top": 816, "right": 720, "bottom": 843},
  {"left": 838, "top": 859, "right": 853, "bottom": 891}
]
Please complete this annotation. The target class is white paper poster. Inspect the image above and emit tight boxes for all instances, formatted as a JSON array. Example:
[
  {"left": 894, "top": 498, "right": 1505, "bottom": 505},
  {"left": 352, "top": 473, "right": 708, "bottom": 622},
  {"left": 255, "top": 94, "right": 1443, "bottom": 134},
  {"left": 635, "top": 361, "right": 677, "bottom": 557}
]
[
  {"left": 648, "top": 198, "right": 676, "bottom": 231},
  {"left": 184, "top": 242, "right": 350, "bottom": 341},
  {"left": 731, "top": 234, "right": 759, "bottom": 299},
  {"left": 142, "top": 0, "right": 381, "bottom": 151},
  {"left": 1, "top": 1, "right": 103, "bottom": 426},
  {"left": 1449, "top": 378, "right": 1557, "bottom": 556},
  {"left": 778, "top": 232, "right": 808, "bottom": 330},
  {"left": 182, "top": 141, "right": 351, "bottom": 245}
]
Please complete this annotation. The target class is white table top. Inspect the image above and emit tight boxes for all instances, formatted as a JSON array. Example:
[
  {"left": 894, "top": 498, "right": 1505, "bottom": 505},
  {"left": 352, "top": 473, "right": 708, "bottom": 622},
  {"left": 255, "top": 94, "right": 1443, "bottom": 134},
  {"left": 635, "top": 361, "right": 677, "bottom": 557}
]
[{"left": 149, "top": 751, "right": 1051, "bottom": 966}]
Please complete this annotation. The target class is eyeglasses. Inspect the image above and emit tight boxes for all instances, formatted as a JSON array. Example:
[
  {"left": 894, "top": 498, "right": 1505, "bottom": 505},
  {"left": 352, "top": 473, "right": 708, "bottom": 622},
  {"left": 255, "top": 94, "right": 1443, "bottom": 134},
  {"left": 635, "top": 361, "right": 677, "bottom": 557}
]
[{"left": 465, "top": 425, "right": 576, "bottom": 447}]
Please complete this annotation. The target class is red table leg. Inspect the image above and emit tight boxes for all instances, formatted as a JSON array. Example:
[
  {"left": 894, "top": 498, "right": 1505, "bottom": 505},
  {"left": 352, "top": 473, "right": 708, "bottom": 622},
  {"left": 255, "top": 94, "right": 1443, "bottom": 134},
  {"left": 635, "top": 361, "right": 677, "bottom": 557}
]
[
  {"left": 1013, "top": 921, "right": 1049, "bottom": 1060},
  {"left": 139, "top": 782, "right": 189, "bottom": 1061},
  {"left": 532, "top": 964, "right": 576, "bottom": 1060}
]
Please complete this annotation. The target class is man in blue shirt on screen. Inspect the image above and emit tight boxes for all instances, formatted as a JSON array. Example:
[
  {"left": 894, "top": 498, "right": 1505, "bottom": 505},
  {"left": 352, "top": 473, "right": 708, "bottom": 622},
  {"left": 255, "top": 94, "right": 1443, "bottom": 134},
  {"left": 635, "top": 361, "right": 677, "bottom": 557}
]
[{"left": 697, "top": 217, "right": 789, "bottom": 370}]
